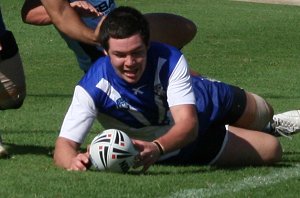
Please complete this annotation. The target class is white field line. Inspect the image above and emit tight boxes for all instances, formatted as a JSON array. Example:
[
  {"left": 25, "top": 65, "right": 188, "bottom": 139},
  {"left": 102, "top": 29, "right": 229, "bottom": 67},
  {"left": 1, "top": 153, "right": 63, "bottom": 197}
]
[
  {"left": 167, "top": 164, "right": 300, "bottom": 198},
  {"left": 232, "top": 0, "right": 300, "bottom": 6}
]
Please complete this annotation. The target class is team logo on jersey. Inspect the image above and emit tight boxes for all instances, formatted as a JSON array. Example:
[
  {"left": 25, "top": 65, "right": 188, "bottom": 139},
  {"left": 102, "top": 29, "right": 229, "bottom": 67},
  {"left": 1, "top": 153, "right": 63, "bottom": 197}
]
[
  {"left": 132, "top": 85, "right": 146, "bottom": 95},
  {"left": 116, "top": 98, "right": 129, "bottom": 110}
]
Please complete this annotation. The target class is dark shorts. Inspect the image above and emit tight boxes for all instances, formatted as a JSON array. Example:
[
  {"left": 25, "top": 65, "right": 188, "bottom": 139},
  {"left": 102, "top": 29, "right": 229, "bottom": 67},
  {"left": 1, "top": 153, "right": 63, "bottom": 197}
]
[
  {"left": 0, "top": 31, "right": 18, "bottom": 61},
  {"left": 159, "top": 78, "right": 247, "bottom": 165}
]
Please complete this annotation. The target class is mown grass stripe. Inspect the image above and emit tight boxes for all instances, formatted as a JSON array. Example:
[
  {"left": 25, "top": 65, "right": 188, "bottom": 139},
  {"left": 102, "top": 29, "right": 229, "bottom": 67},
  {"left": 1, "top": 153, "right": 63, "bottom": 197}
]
[
  {"left": 168, "top": 164, "right": 300, "bottom": 198},
  {"left": 232, "top": 0, "right": 300, "bottom": 6}
]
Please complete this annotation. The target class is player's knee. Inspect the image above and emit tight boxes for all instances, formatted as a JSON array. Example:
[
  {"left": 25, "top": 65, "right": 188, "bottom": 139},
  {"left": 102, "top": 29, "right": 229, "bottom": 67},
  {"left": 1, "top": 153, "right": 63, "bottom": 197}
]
[
  {"left": 263, "top": 136, "right": 282, "bottom": 165},
  {"left": 11, "top": 91, "right": 26, "bottom": 109},
  {"left": 179, "top": 20, "right": 197, "bottom": 49},
  {"left": 184, "top": 19, "right": 197, "bottom": 40},
  {"left": 249, "top": 93, "right": 274, "bottom": 130},
  {"left": 0, "top": 88, "right": 26, "bottom": 110}
]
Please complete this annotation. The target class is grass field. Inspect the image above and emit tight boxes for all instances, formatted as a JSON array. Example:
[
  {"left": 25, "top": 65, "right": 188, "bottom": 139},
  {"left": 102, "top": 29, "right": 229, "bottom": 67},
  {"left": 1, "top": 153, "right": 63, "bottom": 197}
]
[{"left": 0, "top": 0, "right": 300, "bottom": 197}]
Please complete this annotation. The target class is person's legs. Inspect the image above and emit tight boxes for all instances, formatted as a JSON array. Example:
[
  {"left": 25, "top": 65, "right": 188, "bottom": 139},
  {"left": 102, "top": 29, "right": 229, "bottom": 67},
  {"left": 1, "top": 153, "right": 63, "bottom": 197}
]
[
  {"left": 144, "top": 13, "right": 197, "bottom": 49},
  {"left": 214, "top": 126, "right": 282, "bottom": 166},
  {"left": 0, "top": 30, "right": 26, "bottom": 157},
  {"left": 0, "top": 52, "right": 26, "bottom": 110},
  {"left": 0, "top": 29, "right": 26, "bottom": 110},
  {"left": 231, "top": 91, "right": 300, "bottom": 136},
  {"left": 272, "top": 110, "right": 300, "bottom": 137},
  {"left": 231, "top": 91, "right": 274, "bottom": 131}
]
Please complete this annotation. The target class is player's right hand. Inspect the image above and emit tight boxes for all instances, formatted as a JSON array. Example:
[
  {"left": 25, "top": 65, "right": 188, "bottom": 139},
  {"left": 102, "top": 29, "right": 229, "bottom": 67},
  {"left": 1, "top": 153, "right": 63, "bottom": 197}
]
[{"left": 67, "top": 152, "right": 90, "bottom": 171}]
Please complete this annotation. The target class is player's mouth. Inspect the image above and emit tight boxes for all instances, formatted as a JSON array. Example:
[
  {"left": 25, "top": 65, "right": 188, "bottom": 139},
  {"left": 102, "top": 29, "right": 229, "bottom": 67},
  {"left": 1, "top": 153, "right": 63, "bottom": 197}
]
[{"left": 123, "top": 68, "right": 139, "bottom": 78}]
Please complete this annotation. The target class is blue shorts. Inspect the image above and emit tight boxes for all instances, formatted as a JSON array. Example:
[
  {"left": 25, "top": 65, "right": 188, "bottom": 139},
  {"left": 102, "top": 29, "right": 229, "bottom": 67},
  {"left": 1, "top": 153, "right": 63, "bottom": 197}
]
[{"left": 159, "top": 76, "right": 246, "bottom": 165}]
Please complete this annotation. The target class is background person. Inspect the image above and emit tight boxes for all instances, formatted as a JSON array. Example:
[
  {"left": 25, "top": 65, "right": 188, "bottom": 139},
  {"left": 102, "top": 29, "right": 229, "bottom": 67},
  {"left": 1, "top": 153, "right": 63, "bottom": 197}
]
[
  {"left": 0, "top": 7, "right": 26, "bottom": 157},
  {"left": 53, "top": 6, "right": 300, "bottom": 171},
  {"left": 22, "top": 0, "right": 197, "bottom": 72}
]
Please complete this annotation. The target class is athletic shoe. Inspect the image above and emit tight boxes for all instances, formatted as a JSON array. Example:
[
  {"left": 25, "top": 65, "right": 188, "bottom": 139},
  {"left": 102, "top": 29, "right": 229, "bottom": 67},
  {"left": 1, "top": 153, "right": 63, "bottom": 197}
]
[
  {"left": 272, "top": 110, "right": 300, "bottom": 138},
  {"left": 0, "top": 133, "right": 8, "bottom": 158}
]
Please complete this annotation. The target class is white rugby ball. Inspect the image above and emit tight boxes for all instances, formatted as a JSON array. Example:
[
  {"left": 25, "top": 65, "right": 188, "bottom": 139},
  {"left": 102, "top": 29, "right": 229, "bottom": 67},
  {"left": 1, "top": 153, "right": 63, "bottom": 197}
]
[{"left": 89, "top": 129, "right": 138, "bottom": 173}]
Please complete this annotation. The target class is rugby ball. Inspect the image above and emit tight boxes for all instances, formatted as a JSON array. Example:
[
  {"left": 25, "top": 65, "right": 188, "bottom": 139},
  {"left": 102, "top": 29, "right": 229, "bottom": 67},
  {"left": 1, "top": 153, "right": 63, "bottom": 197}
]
[{"left": 89, "top": 129, "right": 138, "bottom": 173}]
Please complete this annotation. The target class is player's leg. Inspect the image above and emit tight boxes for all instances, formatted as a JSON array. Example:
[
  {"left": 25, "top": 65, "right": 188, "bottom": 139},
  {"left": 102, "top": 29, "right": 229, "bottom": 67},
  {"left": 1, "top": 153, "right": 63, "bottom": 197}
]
[
  {"left": 213, "top": 126, "right": 282, "bottom": 166},
  {"left": 272, "top": 110, "right": 300, "bottom": 137},
  {"left": 0, "top": 30, "right": 26, "bottom": 157},
  {"left": 230, "top": 91, "right": 274, "bottom": 131},
  {"left": 230, "top": 91, "right": 300, "bottom": 136},
  {"left": 144, "top": 13, "right": 197, "bottom": 49},
  {"left": 192, "top": 76, "right": 299, "bottom": 137},
  {"left": 189, "top": 76, "right": 273, "bottom": 132},
  {"left": 0, "top": 31, "right": 26, "bottom": 110}
]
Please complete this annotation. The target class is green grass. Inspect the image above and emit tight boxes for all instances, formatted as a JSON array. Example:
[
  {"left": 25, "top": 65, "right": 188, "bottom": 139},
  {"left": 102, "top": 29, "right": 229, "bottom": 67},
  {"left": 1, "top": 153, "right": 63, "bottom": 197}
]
[{"left": 0, "top": 0, "right": 300, "bottom": 197}]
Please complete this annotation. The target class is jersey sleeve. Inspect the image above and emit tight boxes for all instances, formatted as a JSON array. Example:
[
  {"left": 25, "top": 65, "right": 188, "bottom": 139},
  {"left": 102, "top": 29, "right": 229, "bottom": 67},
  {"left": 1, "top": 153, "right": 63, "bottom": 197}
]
[
  {"left": 167, "top": 55, "right": 195, "bottom": 107},
  {"left": 59, "top": 85, "right": 97, "bottom": 144}
]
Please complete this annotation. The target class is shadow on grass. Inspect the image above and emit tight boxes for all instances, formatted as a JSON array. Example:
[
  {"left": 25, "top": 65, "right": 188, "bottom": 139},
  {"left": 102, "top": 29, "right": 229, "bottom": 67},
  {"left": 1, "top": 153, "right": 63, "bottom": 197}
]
[
  {"left": 2, "top": 143, "right": 298, "bottom": 176},
  {"left": 127, "top": 151, "right": 300, "bottom": 176},
  {"left": 282, "top": 151, "right": 300, "bottom": 163},
  {"left": 263, "top": 93, "right": 300, "bottom": 99},
  {"left": 126, "top": 167, "right": 214, "bottom": 176},
  {"left": 3, "top": 143, "right": 54, "bottom": 158},
  {"left": 28, "top": 93, "right": 73, "bottom": 98}
]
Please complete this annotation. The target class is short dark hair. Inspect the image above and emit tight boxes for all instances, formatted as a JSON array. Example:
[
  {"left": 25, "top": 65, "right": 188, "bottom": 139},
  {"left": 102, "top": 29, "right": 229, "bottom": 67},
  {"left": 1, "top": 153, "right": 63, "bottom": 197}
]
[{"left": 99, "top": 6, "right": 150, "bottom": 51}]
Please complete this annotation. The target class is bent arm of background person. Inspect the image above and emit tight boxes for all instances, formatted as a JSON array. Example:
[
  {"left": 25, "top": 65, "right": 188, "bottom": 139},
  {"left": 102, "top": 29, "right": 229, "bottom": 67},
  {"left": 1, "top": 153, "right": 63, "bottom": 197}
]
[
  {"left": 54, "top": 137, "right": 89, "bottom": 171},
  {"left": 22, "top": 0, "right": 99, "bottom": 25},
  {"left": 24, "top": 0, "right": 197, "bottom": 49},
  {"left": 22, "top": 0, "right": 52, "bottom": 25},
  {"left": 40, "top": 0, "right": 100, "bottom": 45}
]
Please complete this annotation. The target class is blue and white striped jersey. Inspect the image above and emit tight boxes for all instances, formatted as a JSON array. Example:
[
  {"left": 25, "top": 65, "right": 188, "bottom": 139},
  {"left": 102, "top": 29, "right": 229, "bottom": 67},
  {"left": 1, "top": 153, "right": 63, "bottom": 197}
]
[{"left": 59, "top": 42, "right": 195, "bottom": 143}]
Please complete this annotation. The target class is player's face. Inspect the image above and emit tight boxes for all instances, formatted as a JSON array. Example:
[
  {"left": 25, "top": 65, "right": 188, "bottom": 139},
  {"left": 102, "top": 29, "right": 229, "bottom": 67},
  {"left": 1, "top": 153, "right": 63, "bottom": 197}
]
[{"left": 107, "top": 34, "right": 148, "bottom": 84}]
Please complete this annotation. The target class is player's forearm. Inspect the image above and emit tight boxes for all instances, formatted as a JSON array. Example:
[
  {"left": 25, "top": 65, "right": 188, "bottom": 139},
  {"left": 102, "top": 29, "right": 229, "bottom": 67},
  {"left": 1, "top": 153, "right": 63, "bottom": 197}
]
[
  {"left": 41, "top": 0, "right": 100, "bottom": 46},
  {"left": 53, "top": 137, "right": 79, "bottom": 169},
  {"left": 156, "top": 106, "right": 198, "bottom": 154},
  {"left": 158, "top": 123, "right": 198, "bottom": 154}
]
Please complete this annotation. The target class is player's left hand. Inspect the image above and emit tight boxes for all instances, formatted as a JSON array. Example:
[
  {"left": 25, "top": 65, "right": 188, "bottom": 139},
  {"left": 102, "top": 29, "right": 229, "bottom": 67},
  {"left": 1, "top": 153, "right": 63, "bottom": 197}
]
[{"left": 131, "top": 139, "right": 161, "bottom": 173}]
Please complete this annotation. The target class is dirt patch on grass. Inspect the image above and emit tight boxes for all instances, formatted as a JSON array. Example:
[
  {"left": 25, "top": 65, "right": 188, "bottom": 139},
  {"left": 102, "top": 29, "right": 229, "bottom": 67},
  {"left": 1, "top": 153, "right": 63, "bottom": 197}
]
[{"left": 233, "top": 0, "right": 300, "bottom": 6}]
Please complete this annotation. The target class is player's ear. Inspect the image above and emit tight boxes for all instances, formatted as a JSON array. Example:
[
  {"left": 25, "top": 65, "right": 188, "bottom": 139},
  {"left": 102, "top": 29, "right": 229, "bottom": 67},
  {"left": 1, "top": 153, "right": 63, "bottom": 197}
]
[{"left": 103, "top": 50, "right": 108, "bottom": 56}]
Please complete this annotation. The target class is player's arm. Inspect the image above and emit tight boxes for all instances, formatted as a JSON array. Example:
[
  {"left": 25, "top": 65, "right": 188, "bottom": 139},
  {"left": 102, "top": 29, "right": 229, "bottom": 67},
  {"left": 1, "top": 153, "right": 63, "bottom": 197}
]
[
  {"left": 40, "top": 0, "right": 101, "bottom": 45},
  {"left": 156, "top": 54, "right": 198, "bottom": 154},
  {"left": 54, "top": 86, "right": 97, "bottom": 170},
  {"left": 133, "top": 54, "right": 198, "bottom": 171},
  {"left": 22, "top": 0, "right": 76, "bottom": 25},
  {"left": 22, "top": 0, "right": 52, "bottom": 25},
  {"left": 133, "top": 104, "right": 198, "bottom": 172},
  {"left": 54, "top": 137, "right": 89, "bottom": 171},
  {"left": 157, "top": 104, "right": 198, "bottom": 153},
  {"left": 22, "top": 0, "right": 100, "bottom": 25}
]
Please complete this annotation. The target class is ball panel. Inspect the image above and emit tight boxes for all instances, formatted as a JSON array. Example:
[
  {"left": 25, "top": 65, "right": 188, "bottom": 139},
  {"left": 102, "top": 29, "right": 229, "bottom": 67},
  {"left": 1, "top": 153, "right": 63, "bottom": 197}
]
[{"left": 89, "top": 129, "right": 138, "bottom": 173}]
